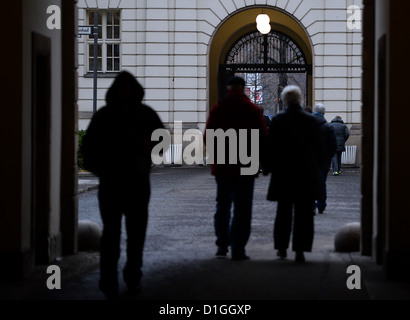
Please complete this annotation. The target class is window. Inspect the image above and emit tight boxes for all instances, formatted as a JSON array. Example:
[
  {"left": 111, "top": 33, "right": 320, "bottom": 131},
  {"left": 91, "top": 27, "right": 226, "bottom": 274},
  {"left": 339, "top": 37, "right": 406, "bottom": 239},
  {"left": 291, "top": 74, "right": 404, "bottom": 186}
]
[
  {"left": 245, "top": 73, "right": 263, "bottom": 104},
  {"left": 87, "top": 10, "right": 121, "bottom": 73}
]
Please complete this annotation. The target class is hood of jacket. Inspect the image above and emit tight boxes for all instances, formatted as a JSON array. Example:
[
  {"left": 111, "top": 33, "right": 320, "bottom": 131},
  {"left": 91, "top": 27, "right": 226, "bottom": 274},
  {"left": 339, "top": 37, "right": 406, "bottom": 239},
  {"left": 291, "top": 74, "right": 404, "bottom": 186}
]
[
  {"left": 105, "top": 71, "right": 144, "bottom": 108},
  {"left": 331, "top": 118, "right": 344, "bottom": 124}
]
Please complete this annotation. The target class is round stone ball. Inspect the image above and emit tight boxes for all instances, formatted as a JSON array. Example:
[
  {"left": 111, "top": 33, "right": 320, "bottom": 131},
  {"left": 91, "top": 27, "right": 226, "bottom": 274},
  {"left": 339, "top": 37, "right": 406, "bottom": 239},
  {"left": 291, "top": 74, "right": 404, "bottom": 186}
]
[
  {"left": 78, "top": 220, "right": 102, "bottom": 251},
  {"left": 334, "top": 222, "right": 360, "bottom": 252}
]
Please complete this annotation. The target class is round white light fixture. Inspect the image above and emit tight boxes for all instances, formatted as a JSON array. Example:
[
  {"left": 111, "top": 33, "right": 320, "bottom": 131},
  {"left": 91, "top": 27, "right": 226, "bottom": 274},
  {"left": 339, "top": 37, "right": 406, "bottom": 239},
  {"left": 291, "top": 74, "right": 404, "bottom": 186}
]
[
  {"left": 256, "top": 13, "right": 270, "bottom": 25},
  {"left": 256, "top": 13, "right": 271, "bottom": 34},
  {"left": 257, "top": 23, "right": 271, "bottom": 34}
]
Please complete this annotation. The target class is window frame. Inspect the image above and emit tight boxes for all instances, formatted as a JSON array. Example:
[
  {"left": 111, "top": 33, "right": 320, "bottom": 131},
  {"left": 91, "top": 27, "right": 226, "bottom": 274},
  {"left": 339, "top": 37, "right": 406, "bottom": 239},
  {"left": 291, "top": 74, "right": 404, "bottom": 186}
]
[{"left": 85, "top": 10, "right": 121, "bottom": 75}]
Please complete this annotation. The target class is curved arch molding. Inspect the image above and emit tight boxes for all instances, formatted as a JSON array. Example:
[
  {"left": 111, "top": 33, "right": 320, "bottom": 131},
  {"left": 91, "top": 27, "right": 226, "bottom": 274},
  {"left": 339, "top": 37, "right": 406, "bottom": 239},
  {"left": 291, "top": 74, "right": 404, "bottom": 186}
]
[{"left": 208, "top": 6, "right": 313, "bottom": 110}]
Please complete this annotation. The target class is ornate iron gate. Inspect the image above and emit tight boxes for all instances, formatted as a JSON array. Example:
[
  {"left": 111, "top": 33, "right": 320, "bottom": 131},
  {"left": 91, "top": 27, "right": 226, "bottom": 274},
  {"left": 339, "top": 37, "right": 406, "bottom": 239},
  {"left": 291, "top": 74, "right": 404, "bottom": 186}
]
[{"left": 219, "top": 30, "right": 311, "bottom": 114}]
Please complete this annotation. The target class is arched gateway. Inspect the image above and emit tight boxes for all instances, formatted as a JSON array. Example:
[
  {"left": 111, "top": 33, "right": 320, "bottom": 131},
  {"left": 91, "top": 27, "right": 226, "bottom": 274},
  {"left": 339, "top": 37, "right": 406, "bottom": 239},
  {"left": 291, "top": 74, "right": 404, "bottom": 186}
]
[
  {"left": 209, "top": 7, "right": 313, "bottom": 115},
  {"left": 220, "top": 30, "right": 311, "bottom": 115}
]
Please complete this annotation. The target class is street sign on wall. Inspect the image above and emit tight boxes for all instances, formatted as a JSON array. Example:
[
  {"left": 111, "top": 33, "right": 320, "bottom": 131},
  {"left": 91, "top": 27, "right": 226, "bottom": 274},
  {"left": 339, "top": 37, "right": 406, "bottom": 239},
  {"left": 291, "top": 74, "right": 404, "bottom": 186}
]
[{"left": 78, "top": 26, "right": 93, "bottom": 35}]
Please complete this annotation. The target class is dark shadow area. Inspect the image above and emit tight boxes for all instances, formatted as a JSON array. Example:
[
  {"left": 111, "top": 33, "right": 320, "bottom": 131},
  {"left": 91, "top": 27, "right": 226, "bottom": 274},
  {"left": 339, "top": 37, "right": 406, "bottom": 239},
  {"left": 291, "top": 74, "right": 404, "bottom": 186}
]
[{"left": 21, "top": 252, "right": 369, "bottom": 300}]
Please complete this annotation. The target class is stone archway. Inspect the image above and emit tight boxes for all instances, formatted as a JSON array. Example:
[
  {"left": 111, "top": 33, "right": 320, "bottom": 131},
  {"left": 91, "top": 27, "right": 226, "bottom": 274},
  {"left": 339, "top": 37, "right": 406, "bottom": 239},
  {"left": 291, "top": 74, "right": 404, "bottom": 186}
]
[{"left": 208, "top": 6, "right": 313, "bottom": 113}]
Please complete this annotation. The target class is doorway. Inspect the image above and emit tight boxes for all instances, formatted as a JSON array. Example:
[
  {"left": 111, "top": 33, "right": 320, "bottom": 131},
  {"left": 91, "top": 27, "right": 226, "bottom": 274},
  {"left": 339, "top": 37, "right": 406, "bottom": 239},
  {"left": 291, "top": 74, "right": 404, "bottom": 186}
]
[{"left": 31, "top": 32, "right": 51, "bottom": 264}]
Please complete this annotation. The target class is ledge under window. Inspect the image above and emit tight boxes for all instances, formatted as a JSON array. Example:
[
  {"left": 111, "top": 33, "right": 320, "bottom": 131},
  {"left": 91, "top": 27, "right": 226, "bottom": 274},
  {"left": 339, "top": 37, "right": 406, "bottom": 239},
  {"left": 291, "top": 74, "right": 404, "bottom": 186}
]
[{"left": 83, "top": 72, "right": 120, "bottom": 78}]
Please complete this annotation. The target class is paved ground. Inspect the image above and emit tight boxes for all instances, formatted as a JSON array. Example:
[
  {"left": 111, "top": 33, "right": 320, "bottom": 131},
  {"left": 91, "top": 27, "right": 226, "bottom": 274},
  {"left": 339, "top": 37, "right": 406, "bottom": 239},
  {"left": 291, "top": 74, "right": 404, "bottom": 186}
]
[{"left": 2, "top": 166, "right": 410, "bottom": 308}]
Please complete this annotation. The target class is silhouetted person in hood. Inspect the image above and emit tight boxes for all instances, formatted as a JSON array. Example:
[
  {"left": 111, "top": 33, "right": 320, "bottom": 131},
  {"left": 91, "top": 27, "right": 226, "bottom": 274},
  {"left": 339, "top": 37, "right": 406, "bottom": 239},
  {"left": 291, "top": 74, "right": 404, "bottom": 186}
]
[{"left": 82, "top": 71, "right": 164, "bottom": 299}]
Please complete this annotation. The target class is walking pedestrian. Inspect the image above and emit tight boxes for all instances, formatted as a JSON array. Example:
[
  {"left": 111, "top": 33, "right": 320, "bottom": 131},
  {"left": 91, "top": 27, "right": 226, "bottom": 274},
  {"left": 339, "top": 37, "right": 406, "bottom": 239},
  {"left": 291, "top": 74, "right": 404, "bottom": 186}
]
[
  {"left": 205, "top": 76, "right": 268, "bottom": 260},
  {"left": 82, "top": 71, "right": 164, "bottom": 299},
  {"left": 263, "top": 115, "right": 272, "bottom": 129},
  {"left": 263, "top": 85, "right": 325, "bottom": 262},
  {"left": 303, "top": 105, "right": 313, "bottom": 114},
  {"left": 312, "top": 104, "right": 337, "bottom": 214},
  {"left": 330, "top": 116, "right": 350, "bottom": 175}
]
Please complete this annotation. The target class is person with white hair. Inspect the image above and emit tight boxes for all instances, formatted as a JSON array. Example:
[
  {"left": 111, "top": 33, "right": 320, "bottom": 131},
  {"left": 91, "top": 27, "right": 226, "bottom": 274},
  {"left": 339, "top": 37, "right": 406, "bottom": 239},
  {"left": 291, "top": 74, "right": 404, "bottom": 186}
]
[{"left": 263, "top": 85, "right": 325, "bottom": 263}]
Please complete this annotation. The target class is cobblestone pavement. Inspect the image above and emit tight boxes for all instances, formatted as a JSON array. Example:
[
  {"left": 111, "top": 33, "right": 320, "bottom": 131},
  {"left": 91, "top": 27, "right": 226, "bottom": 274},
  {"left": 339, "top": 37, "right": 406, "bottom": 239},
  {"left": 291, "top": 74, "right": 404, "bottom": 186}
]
[
  {"left": 76, "top": 166, "right": 365, "bottom": 300},
  {"left": 5, "top": 166, "right": 410, "bottom": 303},
  {"left": 78, "top": 166, "right": 362, "bottom": 260}
]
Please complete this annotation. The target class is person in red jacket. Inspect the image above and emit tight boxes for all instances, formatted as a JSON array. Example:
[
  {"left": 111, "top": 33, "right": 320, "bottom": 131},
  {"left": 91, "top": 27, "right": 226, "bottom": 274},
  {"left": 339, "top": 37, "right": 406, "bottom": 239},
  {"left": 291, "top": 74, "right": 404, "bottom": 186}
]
[{"left": 204, "top": 76, "right": 268, "bottom": 260}]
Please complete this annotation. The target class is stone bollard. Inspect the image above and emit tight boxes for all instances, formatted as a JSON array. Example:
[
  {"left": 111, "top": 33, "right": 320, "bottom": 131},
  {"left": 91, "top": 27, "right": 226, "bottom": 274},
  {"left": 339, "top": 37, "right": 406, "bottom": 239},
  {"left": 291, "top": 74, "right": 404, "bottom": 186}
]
[
  {"left": 334, "top": 222, "right": 360, "bottom": 252},
  {"left": 78, "top": 220, "right": 102, "bottom": 251}
]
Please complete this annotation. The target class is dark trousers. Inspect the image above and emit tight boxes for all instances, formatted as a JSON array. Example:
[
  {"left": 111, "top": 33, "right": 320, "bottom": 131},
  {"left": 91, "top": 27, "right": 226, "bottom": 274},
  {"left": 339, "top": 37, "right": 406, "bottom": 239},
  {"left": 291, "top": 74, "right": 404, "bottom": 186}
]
[
  {"left": 315, "top": 166, "right": 329, "bottom": 211},
  {"left": 332, "top": 151, "right": 343, "bottom": 173},
  {"left": 214, "top": 176, "right": 255, "bottom": 257},
  {"left": 274, "top": 200, "right": 314, "bottom": 252},
  {"left": 98, "top": 177, "right": 150, "bottom": 294}
]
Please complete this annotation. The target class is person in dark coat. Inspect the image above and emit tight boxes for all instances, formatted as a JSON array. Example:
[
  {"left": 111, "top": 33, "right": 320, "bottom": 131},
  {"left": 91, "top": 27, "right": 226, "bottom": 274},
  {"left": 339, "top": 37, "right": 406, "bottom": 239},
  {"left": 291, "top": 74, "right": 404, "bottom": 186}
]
[
  {"left": 263, "top": 115, "right": 271, "bottom": 129},
  {"left": 263, "top": 85, "right": 324, "bottom": 263},
  {"left": 330, "top": 116, "right": 350, "bottom": 175},
  {"left": 82, "top": 71, "right": 164, "bottom": 299},
  {"left": 205, "top": 76, "right": 268, "bottom": 260},
  {"left": 312, "top": 104, "right": 337, "bottom": 214},
  {"left": 303, "top": 105, "right": 313, "bottom": 114}
]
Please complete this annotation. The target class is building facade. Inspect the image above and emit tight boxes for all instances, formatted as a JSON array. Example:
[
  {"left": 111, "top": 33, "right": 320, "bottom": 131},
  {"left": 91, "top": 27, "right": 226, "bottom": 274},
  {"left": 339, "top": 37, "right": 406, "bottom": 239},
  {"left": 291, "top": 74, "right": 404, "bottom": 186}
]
[
  {"left": 77, "top": 0, "right": 363, "bottom": 163},
  {"left": 3, "top": 0, "right": 410, "bottom": 285}
]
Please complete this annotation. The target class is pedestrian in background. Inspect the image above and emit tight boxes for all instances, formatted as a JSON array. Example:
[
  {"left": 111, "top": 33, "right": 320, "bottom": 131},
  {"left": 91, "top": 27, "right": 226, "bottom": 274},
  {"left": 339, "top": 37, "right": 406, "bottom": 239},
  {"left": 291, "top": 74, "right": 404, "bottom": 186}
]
[
  {"left": 263, "top": 85, "right": 324, "bottom": 263},
  {"left": 330, "top": 116, "right": 350, "bottom": 175},
  {"left": 205, "top": 76, "right": 268, "bottom": 261},
  {"left": 263, "top": 114, "right": 272, "bottom": 129},
  {"left": 312, "top": 104, "right": 337, "bottom": 214},
  {"left": 303, "top": 105, "right": 313, "bottom": 114},
  {"left": 82, "top": 71, "right": 164, "bottom": 299}
]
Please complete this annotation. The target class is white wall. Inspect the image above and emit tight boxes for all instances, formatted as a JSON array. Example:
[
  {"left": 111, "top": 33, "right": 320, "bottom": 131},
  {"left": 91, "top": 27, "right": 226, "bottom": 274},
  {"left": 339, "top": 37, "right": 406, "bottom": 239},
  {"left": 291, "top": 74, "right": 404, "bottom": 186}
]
[{"left": 77, "top": 0, "right": 363, "bottom": 132}]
